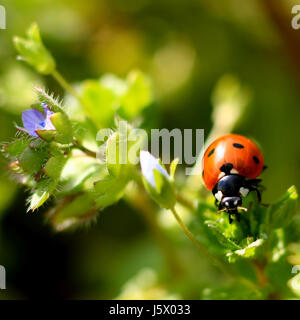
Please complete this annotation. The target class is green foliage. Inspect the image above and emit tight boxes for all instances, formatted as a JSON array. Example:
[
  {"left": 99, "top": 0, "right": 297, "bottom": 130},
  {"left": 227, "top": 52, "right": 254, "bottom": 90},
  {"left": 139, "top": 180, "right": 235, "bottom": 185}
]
[
  {"left": 49, "top": 193, "right": 97, "bottom": 231},
  {"left": 193, "top": 188, "right": 298, "bottom": 265},
  {"left": 80, "top": 80, "right": 118, "bottom": 128},
  {"left": 94, "top": 175, "right": 128, "bottom": 208},
  {"left": 2, "top": 138, "right": 30, "bottom": 158},
  {"left": 202, "top": 282, "right": 267, "bottom": 300},
  {"left": 29, "top": 178, "right": 58, "bottom": 211},
  {"left": 50, "top": 112, "right": 73, "bottom": 144},
  {"left": 2, "top": 21, "right": 300, "bottom": 300},
  {"left": 13, "top": 23, "right": 56, "bottom": 75},
  {"left": 34, "top": 87, "right": 65, "bottom": 113},
  {"left": 79, "top": 71, "right": 153, "bottom": 129},
  {"left": 226, "top": 238, "right": 265, "bottom": 263},
  {"left": 44, "top": 152, "right": 68, "bottom": 179},
  {"left": 268, "top": 186, "right": 298, "bottom": 229},
  {"left": 140, "top": 155, "right": 176, "bottom": 209},
  {"left": 119, "top": 71, "right": 153, "bottom": 119},
  {"left": 19, "top": 146, "right": 48, "bottom": 174},
  {"left": 59, "top": 156, "right": 103, "bottom": 194}
]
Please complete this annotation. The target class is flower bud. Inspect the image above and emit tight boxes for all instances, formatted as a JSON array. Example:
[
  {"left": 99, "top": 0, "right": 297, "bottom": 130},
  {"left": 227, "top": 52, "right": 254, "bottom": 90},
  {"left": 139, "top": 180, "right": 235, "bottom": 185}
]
[
  {"left": 13, "top": 23, "right": 56, "bottom": 75},
  {"left": 140, "top": 151, "right": 176, "bottom": 209}
]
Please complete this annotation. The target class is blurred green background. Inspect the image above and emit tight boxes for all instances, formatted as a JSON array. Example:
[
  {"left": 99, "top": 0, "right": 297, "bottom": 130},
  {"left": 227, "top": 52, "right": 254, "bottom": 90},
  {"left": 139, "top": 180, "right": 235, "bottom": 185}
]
[{"left": 1, "top": 0, "right": 300, "bottom": 299}]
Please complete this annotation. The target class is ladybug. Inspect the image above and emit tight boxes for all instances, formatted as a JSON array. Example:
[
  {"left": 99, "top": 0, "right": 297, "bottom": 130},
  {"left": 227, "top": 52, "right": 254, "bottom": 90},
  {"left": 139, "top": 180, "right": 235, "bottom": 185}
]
[{"left": 202, "top": 134, "right": 265, "bottom": 223}]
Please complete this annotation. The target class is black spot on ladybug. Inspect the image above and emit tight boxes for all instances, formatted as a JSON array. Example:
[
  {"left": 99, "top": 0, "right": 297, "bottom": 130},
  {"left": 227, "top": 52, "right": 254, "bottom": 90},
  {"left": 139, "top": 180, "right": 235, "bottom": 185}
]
[
  {"left": 253, "top": 156, "right": 260, "bottom": 164},
  {"left": 202, "top": 170, "right": 204, "bottom": 178},
  {"left": 233, "top": 143, "right": 244, "bottom": 149},
  {"left": 207, "top": 148, "right": 215, "bottom": 157},
  {"left": 220, "top": 163, "right": 233, "bottom": 174}
]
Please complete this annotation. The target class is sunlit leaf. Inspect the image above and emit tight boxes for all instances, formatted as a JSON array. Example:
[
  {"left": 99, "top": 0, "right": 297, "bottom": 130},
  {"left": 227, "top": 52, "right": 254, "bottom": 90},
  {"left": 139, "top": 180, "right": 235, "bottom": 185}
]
[
  {"left": 268, "top": 186, "right": 298, "bottom": 229},
  {"left": 29, "top": 178, "right": 58, "bottom": 211}
]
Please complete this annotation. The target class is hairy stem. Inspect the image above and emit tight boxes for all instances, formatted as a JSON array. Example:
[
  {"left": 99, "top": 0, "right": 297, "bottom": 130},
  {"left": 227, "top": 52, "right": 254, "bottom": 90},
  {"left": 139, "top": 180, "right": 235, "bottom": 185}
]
[
  {"left": 126, "top": 187, "right": 183, "bottom": 276},
  {"left": 176, "top": 193, "right": 196, "bottom": 212},
  {"left": 73, "top": 140, "right": 97, "bottom": 158},
  {"left": 170, "top": 206, "right": 232, "bottom": 278},
  {"left": 51, "top": 70, "right": 81, "bottom": 101}
]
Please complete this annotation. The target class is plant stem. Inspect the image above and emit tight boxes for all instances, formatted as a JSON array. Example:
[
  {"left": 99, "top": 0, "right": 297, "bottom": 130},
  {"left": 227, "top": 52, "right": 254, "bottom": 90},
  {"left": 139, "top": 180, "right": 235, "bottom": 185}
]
[
  {"left": 170, "top": 206, "right": 262, "bottom": 290},
  {"left": 126, "top": 189, "right": 183, "bottom": 276},
  {"left": 170, "top": 206, "right": 232, "bottom": 278},
  {"left": 176, "top": 193, "right": 195, "bottom": 212},
  {"left": 51, "top": 70, "right": 81, "bottom": 101},
  {"left": 251, "top": 260, "right": 269, "bottom": 287},
  {"left": 73, "top": 140, "right": 97, "bottom": 158}
]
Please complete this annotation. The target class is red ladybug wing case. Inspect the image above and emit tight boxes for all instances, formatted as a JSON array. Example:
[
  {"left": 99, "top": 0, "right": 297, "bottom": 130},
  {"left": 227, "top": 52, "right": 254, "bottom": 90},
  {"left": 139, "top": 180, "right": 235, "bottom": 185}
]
[{"left": 202, "top": 134, "right": 264, "bottom": 191}]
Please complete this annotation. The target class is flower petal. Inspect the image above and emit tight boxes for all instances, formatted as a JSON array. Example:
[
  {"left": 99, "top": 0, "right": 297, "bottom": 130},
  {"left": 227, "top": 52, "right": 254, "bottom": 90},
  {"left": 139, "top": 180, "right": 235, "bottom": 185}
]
[
  {"left": 140, "top": 151, "right": 169, "bottom": 188},
  {"left": 22, "top": 109, "right": 45, "bottom": 137},
  {"left": 42, "top": 104, "right": 56, "bottom": 130}
]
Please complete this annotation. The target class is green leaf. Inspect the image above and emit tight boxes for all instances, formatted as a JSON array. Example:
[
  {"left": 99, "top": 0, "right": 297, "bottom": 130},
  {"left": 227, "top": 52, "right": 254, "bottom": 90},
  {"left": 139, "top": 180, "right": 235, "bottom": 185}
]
[
  {"left": 269, "top": 186, "right": 298, "bottom": 229},
  {"left": 226, "top": 238, "right": 264, "bottom": 263},
  {"left": 169, "top": 158, "right": 179, "bottom": 180},
  {"left": 205, "top": 221, "right": 241, "bottom": 250},
  {"left": 19, "top": 147, "right": 48, "bottom": 174},
  {"left": 35, "top": 129, "right": 56, "bottom": 142},
  {"left": 202, "top": 282, "right": 267, "bottom": 300},
  {"left": 142, "top": 174, "right": 176, "bottom": 210},
  {"left": 29, "top": 178, "right": 58, "bottom": 211},
  {"left": 270, "top": 229, "right": 286, "bottom": 263},
  {"left": 94, "top": 175, "right": 128, "bottom": 208},
  {"left": 50, "top": 193, "right": 97, "bottom": 231},
  {"left": 13, "top": 23, "right": 56, "bottom": 75},
  {"left": 153, "top": 169, "right": 164, "bottom": 193},
  {"left": 44, "top": 152, "right": 67, "bottom": 179},
  {"left": 59, "top": 156, "right": 103, "bottom": 193},
  {"left": 50, "top": 112, "right": 73, "bottom": 144},
  {"left": 2, "top": 138, "right": 30, "bottom": 157},
  {"left": 81, "top": 80, "right": 117, "bottom": 128},
  {"left": 288, "top": 273, "right": 300, "bottom": 298},
  {"left": 202, "top": 205, "right": 245, "bottom": 243},
  {"left": 100, "top": 74, "right": 127, "bottom": 96},
  {"left": 266, "top": 257, "right": 295, "bottom": 296},
  {"left": 120, "top": 71, "right": 153, "bottom": 119},
  {"left": 190, "top": 203, "right": 226, "bottom": 256},
  {"left": 106, "top": 129, "right": 140, "bottom": 179}
]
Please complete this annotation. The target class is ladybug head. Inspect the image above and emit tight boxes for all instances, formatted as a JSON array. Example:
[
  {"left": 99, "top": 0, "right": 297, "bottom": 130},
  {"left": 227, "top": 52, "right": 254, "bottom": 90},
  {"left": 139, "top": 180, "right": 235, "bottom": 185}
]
[
  {"left": 220, "top": 196, "right": 242, "bottom": 211},
  {"left": 212, "top": 174, "right": 250, "bottom": 217}
]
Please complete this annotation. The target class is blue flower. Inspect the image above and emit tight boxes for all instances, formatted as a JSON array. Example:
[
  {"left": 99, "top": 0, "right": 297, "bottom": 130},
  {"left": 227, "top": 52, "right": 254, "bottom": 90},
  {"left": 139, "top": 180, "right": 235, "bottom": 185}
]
[{"left": 21, "top": 104, "right": 55, "bottom": 137}]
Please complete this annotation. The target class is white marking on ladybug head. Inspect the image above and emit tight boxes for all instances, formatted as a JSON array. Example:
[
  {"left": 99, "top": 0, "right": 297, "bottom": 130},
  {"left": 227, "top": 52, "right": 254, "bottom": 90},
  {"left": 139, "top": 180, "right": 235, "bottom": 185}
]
[
  {"left": 230, "top": 168, "right": 239, "bottom": 174},
  {"left": 239, "top": 187, "right": 249, "bottom": 197},
  {"left": 218, "top": 172, "right": 225, "bottom": 179},
  {"left": 234, "top": 199, "right": 238, "bottom": 206},
  {"left": 214, "top": 191, "right": 223, "bottom": 202}
]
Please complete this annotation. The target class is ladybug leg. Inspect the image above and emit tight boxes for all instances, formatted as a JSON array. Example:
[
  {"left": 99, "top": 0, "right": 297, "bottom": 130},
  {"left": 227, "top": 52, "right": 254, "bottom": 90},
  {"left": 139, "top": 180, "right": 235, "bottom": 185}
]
[
  {"left": 248, "top": 184, "right": 271, "bottom": 207},
  {"left": 245, "top": 180, "right": 263, "bottom": 203},
  {"left": 253, "top": 188, "right": 262, "bottom": 203},
  {"left": 247, "top": 178, "right": 262, "bottom": 186},
  {"left": 228, "top": 214, "right": 233, "bottom": 224}
]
